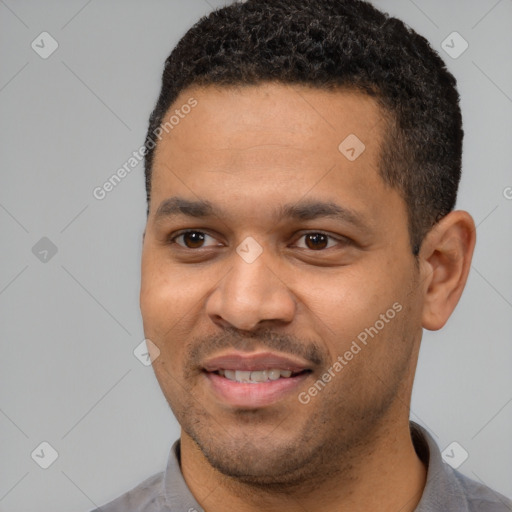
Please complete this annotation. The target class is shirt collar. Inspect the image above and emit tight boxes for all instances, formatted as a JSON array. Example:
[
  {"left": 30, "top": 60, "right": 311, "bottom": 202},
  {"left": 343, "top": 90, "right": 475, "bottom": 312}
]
[
  {"left": 411, "top": 421, "right": 471, "bottom": 512},
  {"left": 162, "top": 439, "right": 204, "bottom": 511}
]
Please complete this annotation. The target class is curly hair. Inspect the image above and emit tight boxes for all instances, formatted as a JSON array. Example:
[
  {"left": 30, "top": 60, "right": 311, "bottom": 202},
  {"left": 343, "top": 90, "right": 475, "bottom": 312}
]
[{"left": 144, "top": 0, "right": 463, "bottom": 254}]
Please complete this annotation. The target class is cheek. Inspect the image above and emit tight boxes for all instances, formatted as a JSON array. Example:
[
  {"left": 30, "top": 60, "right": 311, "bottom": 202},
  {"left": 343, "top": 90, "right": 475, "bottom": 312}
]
[
  {"left": 297, "top": 268, "right": 383, "bottom": 325},
  {"left": 140, "top": 267, "right": 192, "bottom": 382},
  {"left": 299, "top": 260, "right": 411, "bottom": 355},
  {"left": 140, "top": 251, "right": 218, "bottom": 368},
  {"left": 140, "top": 250, "right": 202, "bottom": 322}
]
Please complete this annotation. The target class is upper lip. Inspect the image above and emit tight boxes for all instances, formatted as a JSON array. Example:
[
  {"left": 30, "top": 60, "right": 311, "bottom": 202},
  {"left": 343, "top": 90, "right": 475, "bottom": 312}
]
[{"left": 202, "top": 351, "right": 312, "bottom": 372}]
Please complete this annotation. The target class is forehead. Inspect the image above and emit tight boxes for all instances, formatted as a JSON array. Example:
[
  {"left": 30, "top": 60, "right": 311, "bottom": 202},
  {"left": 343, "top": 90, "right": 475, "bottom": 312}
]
[
  {"left": 150, "top": 83, "right": 396, "bottom": 224},
  {"left": 156, "top": 83, "right": 383, "bottom": 153}
]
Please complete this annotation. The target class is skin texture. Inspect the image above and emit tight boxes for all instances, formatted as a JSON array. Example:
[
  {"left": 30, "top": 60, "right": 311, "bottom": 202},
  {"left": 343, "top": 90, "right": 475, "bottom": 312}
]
[{"left": 140, "top": 83, "right": 476, "bottom": 512}]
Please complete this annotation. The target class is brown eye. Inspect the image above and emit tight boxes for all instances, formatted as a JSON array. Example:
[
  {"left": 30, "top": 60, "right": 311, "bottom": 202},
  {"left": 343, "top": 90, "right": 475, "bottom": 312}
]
[
  {"left": 183, "top": 232, "right": 205, "bottom": 248},
  {"left": 304, "top": 233, "right": 329, "bottom": 250},
  {"left": 173, "top": 231, "right": 212, "bottom": 249},
  {"left": 295, "top": 232, "right": 345, "bottom": 251}
]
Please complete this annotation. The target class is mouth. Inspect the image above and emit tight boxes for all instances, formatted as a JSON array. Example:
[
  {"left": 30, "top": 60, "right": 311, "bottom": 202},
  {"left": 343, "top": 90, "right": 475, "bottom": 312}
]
[
  {"left": 211, "top": 368, "right": 310, "bottom": 383},
  {"left": 201, "top": 352, "right": 314, "bottom": 408}
]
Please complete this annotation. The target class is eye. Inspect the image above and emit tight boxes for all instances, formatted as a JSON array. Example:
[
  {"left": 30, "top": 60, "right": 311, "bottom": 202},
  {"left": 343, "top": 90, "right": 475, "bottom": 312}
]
[
  {"left": 171, "top": 230, "right": 220, "bottom": 249},
  {"left": 294, "top": 232, "right": 343, "bottom": 250}
]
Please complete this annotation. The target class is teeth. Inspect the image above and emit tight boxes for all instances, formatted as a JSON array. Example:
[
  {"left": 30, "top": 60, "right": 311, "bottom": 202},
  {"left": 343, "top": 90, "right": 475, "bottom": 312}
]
[
  {"left": 236, "top": 370, "right": 251, "bottom": 382},
  {"left": 219, "top": 369, "right": 296, "bottom": 383},
  {"left": 249, "top": 370, "right": 267, "bottom": 382},
  {"left": 268, "top": 369, "right": 281, "bottom": 380}
]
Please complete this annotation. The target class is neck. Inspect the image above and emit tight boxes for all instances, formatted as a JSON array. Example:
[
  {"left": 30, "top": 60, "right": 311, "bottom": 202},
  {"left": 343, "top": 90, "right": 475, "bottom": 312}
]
[{"left": 180, "top": 415, "right": 427, "bottom": 512}]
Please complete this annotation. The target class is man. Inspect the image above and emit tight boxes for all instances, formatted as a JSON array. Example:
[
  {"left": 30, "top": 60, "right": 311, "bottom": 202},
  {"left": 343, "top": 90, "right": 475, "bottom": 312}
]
[{"left": 93, "top": 0, "right": 512, "bottom": 510}]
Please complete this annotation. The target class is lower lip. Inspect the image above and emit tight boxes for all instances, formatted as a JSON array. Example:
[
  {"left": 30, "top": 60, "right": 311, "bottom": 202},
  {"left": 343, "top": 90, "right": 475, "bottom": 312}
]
[{"left": 204, "top": 371, "right": 310, "bottom": 408}]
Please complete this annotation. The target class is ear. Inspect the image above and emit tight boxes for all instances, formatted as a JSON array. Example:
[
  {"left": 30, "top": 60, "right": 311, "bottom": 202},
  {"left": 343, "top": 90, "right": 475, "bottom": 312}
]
[{"left": 419, "top": 210, "right": 476, "bottom": 331}]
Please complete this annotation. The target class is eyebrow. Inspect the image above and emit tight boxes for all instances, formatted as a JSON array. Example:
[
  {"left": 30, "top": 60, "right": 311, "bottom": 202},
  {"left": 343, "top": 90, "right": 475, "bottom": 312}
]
[{"left": 154, "top": 196, "right": 370, "bottom": 231}]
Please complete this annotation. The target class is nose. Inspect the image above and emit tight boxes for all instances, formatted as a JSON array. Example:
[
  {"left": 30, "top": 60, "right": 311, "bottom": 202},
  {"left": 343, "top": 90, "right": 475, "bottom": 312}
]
[{"left": 206, "top": 254, "right": 296, "bottom": 332}]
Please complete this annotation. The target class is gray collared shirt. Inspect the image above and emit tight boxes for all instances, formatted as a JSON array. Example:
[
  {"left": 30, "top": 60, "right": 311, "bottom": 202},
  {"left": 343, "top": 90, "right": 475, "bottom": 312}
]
[{"left": 91, "top": 422, "right": 512, "bottom": 511}]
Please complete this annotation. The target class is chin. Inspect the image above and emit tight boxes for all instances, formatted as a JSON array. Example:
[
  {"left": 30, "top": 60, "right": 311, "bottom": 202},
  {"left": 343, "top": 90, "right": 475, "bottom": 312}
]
[{"left": 188, "top": 424, "right": 319, "bottom": 486}]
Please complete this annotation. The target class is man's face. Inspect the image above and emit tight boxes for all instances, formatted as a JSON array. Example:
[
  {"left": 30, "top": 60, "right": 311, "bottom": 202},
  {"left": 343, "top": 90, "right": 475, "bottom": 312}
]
[{"left": 140, "top": 84, "right": 425, "bottom": 485}]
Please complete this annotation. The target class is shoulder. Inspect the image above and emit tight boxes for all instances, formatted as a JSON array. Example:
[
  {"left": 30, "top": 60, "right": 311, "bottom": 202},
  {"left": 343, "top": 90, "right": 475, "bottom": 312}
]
[
  {"left": 88, "top": 471, "right": 168, "bottom": 512},
  {"left": 410, "top": 422, "right": 512, "bottom": 512},
  {"left": 88, "top": 439, "right": 201, "bottom": 512},
  {"left": 452, "top": 469, "right": 512, "bottom": 512}
]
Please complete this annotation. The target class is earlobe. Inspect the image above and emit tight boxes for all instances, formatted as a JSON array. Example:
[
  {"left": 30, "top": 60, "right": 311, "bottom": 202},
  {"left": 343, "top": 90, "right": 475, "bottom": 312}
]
[{"left": 420, "top": 210, "right": 476, "bottom": 331}]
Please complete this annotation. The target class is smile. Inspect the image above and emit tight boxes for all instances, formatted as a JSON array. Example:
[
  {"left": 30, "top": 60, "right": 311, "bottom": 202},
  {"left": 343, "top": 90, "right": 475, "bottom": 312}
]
[
  {"left": 201, "top": 351, "right": 314, "bottom": 407},
  {"left": 215, "top": 368, "right": 305, "bottom": 383}
]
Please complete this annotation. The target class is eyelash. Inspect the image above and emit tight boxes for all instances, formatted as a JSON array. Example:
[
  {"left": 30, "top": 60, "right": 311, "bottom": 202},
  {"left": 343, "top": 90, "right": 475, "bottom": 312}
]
[{"left": 168, "top": 230, "right": 349, "bottom": 251}]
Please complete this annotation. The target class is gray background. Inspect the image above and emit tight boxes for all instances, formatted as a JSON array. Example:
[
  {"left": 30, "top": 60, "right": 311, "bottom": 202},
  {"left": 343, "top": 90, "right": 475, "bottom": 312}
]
[{"left": 1, "top": 1, "right": 511, "bottom": 510}]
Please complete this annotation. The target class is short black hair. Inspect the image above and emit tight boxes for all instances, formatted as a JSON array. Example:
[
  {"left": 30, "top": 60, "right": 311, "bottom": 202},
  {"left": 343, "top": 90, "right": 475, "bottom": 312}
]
[{"left": 144, "top": 0, "right": 463, "bottom": 254}]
